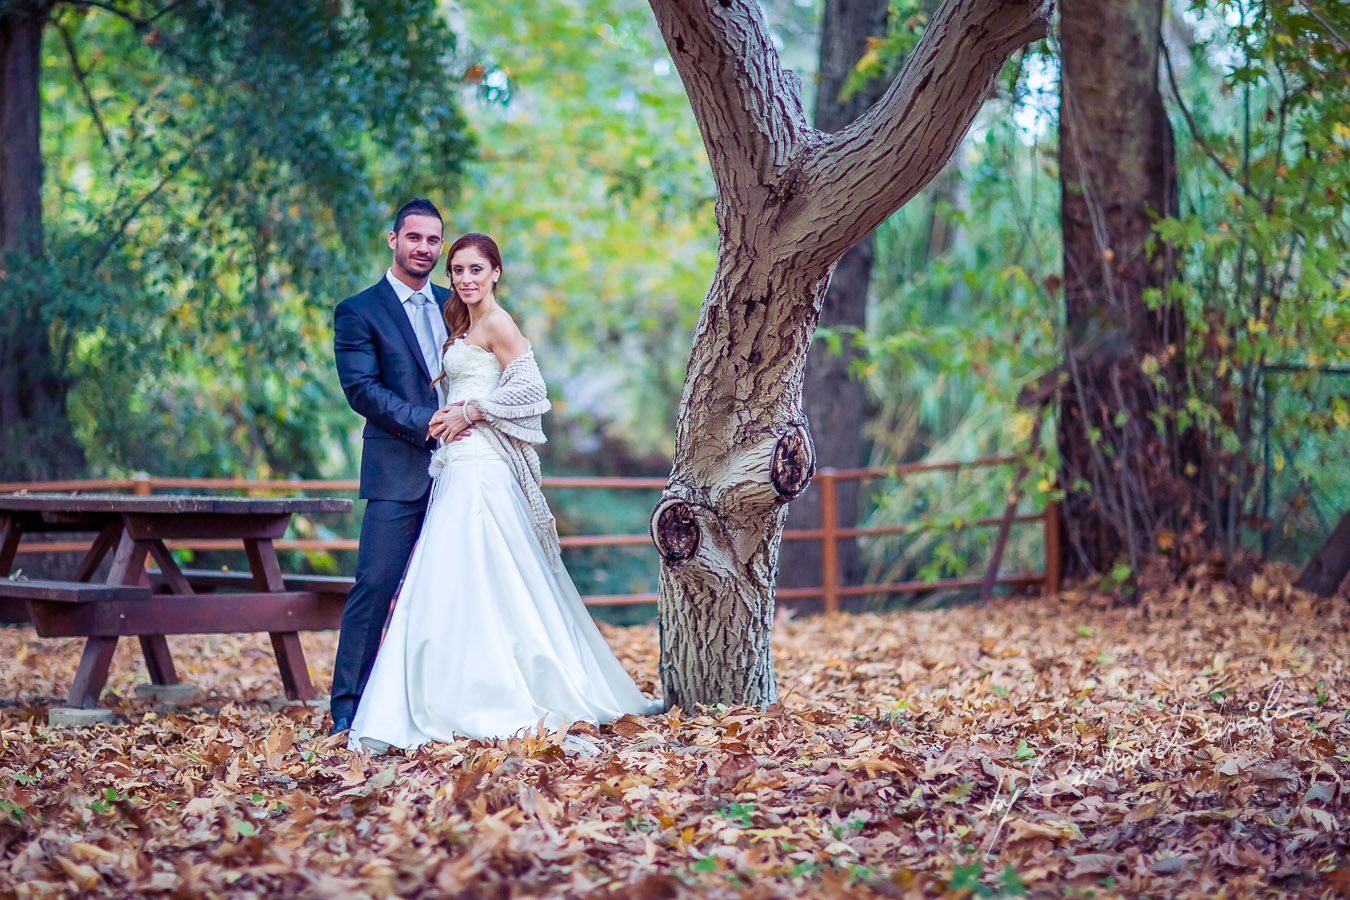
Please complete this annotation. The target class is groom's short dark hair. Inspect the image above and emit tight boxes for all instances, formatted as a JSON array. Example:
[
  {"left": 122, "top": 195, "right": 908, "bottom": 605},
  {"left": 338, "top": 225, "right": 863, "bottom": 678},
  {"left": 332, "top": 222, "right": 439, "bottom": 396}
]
[{"left": 393, "top": 198, "right": 442, "bottom": 235}]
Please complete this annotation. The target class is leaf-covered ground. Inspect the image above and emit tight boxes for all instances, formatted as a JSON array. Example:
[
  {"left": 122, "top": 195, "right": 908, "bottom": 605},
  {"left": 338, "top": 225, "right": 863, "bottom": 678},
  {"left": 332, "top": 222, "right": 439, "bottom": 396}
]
[{"left": 1, "top": 565, "right": 1348, "bottom": 899}]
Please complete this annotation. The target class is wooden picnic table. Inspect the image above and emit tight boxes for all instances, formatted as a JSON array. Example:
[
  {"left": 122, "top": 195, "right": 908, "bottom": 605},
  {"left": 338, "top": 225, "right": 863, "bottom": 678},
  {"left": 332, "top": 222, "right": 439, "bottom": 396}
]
[{"left": 0, "top": 493, "right": 352, "bottom": 708}]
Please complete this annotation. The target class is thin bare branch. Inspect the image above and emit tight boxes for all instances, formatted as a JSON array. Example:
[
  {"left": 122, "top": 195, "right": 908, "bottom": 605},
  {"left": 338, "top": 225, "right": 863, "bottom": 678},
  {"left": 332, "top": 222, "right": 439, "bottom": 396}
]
[
  {"left": 87, "top": 136, "right": 205, "bottom": 273},
  {"left": 64, "top": 0, "right": 151, "bottom": 28},
  {"left": 1304, "top": 3, "right": 1350, "bottom": 51},
  {"left": 1155, "top": 34, "right": 1258, "bottom": 198},
  {"left": 1160, "top": 39, "right": 1241, "bottom": 185},
  {"left": 56, "top": 21, "right": 114, "bottom": 158},
  {"left": 145, "top": 0, "right": 190, "bottom": 25}
]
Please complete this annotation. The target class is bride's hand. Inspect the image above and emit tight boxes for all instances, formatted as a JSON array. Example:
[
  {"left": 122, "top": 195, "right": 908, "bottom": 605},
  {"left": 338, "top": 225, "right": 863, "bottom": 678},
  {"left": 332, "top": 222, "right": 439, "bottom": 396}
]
[{"left": 429, "top": 403, "right": 473, "bottom": 442}]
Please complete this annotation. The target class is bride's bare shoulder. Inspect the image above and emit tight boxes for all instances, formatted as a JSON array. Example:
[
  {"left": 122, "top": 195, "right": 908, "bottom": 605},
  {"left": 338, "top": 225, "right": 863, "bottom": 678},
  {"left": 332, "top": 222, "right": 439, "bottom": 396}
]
[
  {"left": 483, "top": 307, "right": 522, "bottom": 338},
  {"left": 483, "top": 308, "right": 528, "bottom": 364}
]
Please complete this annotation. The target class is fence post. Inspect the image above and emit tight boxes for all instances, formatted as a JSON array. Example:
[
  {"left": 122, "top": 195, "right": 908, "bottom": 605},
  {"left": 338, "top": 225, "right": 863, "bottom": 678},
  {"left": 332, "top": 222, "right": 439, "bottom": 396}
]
[
  {"left": 1043, "top": 500, "right": 1061, "bottom": 596},
  {"left": 819, "top": 470, "right": 839, "bottom": 613},
  {"left": 132, "top": 474, "right": 152, "bottom": 496}
]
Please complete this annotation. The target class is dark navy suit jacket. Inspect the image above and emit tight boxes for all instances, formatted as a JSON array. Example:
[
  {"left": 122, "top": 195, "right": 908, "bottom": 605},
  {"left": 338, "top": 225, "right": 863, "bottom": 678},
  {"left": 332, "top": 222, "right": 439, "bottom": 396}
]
[{"left": 334, "top": 277, "right": 449, "bottom": 501}]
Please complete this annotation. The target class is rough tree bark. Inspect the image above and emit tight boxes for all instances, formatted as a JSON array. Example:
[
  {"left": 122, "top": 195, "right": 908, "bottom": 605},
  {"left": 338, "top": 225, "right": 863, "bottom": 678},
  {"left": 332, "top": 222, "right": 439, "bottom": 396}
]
[
  {"left": 1058, "top": 0, "right": 1187, "bottom": 576},
  {"left": 0, "top": 1, "right": 86, "bottom": 480},
  {"left": 778, "top": 0, "right": 890, "bottom": 603},
  {"left": 647, "top": 0, "right": 1051, "bottom": 708},
  {"left": 0, "top": 4, "right": 45, "bottom": 257}
]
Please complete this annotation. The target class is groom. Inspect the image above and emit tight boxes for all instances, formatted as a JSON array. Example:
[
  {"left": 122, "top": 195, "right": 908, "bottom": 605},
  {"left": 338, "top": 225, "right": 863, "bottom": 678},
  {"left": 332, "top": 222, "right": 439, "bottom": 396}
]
[{"left": 329, "top": 198, "right": 466, "bottom": 735}]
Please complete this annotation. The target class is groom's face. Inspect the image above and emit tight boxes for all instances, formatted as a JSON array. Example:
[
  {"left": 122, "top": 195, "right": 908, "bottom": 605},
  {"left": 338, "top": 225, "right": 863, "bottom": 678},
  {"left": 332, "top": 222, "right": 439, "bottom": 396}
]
[{"left": 389, "top": 214, "right": 444, "bottom": 283}]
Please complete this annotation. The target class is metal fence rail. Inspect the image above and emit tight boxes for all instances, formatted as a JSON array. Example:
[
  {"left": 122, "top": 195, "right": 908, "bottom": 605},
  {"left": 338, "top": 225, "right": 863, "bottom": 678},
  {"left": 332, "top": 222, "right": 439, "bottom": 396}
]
[{"left": 1, "top": 460, "right": 1058, "bottom": 611}]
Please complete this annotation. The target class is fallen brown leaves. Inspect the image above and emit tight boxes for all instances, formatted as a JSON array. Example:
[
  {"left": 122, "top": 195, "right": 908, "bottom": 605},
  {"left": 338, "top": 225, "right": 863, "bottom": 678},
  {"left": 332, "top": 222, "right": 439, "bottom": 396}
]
[{"left": 1, "top": 564, "right": 1348, "bottom": 899}]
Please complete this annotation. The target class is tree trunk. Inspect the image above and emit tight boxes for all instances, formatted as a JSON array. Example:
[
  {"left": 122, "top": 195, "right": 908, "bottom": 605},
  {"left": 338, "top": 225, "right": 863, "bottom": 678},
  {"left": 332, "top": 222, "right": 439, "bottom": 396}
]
[
  {"left": 0, "top": 2, "right": 86, "bottom": 480},
  {"left": 0, "top": 4, "right": 44, "bottom": 258},
  {"left": 1295, "top": 510, "right": 1350, "bottom": 598},
  {"left": 778, "top": 0, "right": 889, "bottom": 604},
  {"left": 647, "top": 0, "right": 1050, "bottom": 709},
  {"left": 1057, "top": 0, "right": 1186, "bottom": 576}
]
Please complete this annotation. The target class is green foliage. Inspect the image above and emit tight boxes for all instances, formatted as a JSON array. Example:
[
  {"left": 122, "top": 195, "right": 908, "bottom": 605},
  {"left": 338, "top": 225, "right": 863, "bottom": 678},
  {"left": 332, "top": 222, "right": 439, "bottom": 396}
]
[
  {"left": 717, "top": 802, "right": 757, "bottom": 827},
  {"left": 447, "top": 0, "right": 714, "bottom": 465},
  {"left": 31, "top": 0, "right": 471, "bottom": 479},
  {"left": 1155, "top": 0, "right": 1350, "bottom": 558},
  {"left": 839, "top": 0, "right": 938, "bottom": 102},
  {"left": 849, "top": 44, "right": 1063, "bottom": 594},
  {"left": 833, "top": 0, "right": 1350, "bottom": 583},
  {"left": 947, "top": 861, "right": 1029, "bottom": 897}
]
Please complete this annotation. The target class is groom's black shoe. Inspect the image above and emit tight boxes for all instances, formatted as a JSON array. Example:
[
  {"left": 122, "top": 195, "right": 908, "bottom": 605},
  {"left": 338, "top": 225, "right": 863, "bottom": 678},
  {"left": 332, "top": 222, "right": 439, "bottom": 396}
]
[{"left": 329, "top": 715, "right": 352, "bottom": 737}]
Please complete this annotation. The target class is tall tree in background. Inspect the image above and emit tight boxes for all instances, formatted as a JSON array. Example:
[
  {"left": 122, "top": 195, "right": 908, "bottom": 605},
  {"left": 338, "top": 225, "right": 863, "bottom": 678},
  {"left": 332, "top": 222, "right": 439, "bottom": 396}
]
[
  {"left": 0, "top": 0, "right": 469, "bottom": 481},
  {"left": 0, "top": 1, "right": 85, "bottom": 477},
  {"left": 1057, "top": 0, "right": 1189, "bottom": 575},
  {"left": 648, "top": 0, "right": 1050, "bottom": 708},
  {"left": 778, "top": 0, "right": 890, "bottom": 600}
]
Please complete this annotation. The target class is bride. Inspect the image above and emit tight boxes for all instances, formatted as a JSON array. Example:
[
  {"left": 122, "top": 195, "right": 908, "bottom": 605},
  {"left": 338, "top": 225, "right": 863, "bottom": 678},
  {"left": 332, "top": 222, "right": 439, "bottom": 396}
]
[{"left": 348, "top": 233, "right": 661, "bottom": 753}]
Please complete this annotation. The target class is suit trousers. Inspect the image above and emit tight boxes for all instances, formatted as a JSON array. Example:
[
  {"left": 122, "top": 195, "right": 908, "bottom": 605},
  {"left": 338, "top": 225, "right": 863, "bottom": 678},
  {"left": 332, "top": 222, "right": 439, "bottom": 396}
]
[{"left": 330, "top": 492, "right": 429, "bottom": 722}]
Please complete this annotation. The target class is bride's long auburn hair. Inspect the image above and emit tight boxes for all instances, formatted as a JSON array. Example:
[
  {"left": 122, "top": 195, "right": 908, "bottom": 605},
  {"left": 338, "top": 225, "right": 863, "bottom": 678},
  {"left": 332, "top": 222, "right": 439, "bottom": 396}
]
[{"left": 433, "top": 232, "right": 503, "bottom": 388}]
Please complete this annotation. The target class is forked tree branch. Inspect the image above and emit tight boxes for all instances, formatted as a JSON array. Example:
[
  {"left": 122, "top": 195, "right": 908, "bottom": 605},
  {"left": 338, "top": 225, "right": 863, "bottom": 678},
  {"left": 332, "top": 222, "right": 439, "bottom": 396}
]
[
  {"left": 787, "top": 0, "right": 1052, "bottom": 269},
  {"left": 648, "top": 0, "right": 1050, "bottom": 276}
]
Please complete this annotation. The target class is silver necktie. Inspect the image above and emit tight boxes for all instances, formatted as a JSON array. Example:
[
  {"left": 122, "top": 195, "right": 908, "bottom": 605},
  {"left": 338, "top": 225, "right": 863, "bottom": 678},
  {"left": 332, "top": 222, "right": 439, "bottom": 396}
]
[{"left": 408, "top": 291, "right": 441, "bottom": 377}]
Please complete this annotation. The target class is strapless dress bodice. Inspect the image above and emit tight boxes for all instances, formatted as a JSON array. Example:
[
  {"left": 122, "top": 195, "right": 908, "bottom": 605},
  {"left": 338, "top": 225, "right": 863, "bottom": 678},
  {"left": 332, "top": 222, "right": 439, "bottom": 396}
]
[
  {"left": 433, "top": 339, "right": 504, "bottom": 466},
  {"left": 441, "top": 339, "right": 502, "bottom": 404}
]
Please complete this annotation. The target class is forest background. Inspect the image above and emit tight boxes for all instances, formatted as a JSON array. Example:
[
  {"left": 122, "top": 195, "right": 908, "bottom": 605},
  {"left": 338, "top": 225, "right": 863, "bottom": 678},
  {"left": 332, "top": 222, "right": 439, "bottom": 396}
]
[{"left": 2, "top": 0, "right": 1348, "bottom": 610}]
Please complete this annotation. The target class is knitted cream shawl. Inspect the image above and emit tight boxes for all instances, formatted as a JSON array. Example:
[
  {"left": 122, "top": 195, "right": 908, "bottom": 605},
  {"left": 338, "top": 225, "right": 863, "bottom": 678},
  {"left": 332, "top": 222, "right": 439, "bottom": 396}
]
[{"left": 427, "top": 348, "right": 562, "bottom": 566}]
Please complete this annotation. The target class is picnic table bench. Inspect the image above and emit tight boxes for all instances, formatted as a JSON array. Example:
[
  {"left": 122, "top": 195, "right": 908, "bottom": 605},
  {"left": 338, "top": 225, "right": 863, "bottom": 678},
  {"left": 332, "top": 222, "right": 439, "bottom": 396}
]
[{"left": 0, "top": 493, "right": 352, "bottom": 709}]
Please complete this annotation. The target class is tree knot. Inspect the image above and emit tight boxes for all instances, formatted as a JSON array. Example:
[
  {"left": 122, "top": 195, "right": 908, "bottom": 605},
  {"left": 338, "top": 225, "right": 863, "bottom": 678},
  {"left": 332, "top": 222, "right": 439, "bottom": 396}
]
[
  {"left": 651, "top": 496, "right": 701, "bottom": 563},
  {"left": 771, "top": 423, "right": 815, "bottom": 501}
]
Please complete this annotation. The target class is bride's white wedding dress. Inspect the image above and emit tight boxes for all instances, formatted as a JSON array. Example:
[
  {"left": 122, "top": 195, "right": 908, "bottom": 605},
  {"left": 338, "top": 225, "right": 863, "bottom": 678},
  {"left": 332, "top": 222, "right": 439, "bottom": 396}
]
[{"left": 348, "top": 339, "right": 660, "bottom": 749}]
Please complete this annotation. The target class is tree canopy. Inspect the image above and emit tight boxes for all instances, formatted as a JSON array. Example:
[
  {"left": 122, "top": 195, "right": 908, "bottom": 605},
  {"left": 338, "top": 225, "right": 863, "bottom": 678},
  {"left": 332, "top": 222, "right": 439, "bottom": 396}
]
[{"left": 1, "top": 0, "right": 471, "bottom": 479}]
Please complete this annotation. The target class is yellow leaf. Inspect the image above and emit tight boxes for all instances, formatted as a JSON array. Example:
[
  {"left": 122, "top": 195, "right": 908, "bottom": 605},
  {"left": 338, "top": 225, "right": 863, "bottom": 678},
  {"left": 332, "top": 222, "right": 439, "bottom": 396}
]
[
  {"left": 744, "top": 825, "right": 795, "bottom": 843},
  {"left": 56, "top": 858, "right": 101, "bottom": 890},
  {"left": 71, "top": 842, "right": 118, "bottom": 864},
  {"left": 942, "top": 782, "right": 974, "bottom": 801},
  {"left": 843, "top": 755, "right": 905, "bottom": 778},
  {"left": 853, "top": 47, "right": 881, "bottom": 74}
]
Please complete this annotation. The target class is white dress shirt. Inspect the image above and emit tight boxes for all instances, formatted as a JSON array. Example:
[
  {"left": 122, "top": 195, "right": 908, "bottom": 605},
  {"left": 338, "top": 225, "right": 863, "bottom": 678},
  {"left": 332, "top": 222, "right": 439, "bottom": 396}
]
[
  {"left": 386, "top": 268, "right": 450, "bottom": 404},
  {"left": 385, "top": 268, "right": 449, "bottom": 367}
]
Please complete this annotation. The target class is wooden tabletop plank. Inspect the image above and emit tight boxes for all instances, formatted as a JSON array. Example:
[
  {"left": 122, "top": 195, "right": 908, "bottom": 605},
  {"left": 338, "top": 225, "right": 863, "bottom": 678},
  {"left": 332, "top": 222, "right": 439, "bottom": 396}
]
[
  {"left": 26, "top": 591, "right": 343, "bottom": 638},
  {"left": 0, "top": 493, "right": 351, "bottom": 515},
  {"left": 0, "top": 579, "right": 150, "bottom": 603}
]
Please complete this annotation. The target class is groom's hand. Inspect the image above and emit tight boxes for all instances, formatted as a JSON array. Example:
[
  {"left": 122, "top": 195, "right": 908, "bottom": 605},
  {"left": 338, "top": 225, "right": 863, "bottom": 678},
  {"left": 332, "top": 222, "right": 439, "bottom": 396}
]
[{"left": 429, "top": 404, "right": 473, "bottom": 442}]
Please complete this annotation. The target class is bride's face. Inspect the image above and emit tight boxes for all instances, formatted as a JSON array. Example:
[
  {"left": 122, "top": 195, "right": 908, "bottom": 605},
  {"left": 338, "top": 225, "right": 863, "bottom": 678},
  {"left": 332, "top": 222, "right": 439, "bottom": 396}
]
[{"left": 450, "top": 247, "right": 500, "bottom": 304}]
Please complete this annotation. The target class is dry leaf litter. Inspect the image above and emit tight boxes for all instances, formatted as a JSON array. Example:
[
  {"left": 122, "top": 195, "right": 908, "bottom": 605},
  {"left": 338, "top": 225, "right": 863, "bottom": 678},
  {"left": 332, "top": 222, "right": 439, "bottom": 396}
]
[{"left": 0, "top": 563, "right": 1347, "bottom": 899}]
